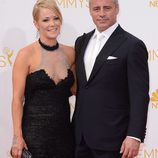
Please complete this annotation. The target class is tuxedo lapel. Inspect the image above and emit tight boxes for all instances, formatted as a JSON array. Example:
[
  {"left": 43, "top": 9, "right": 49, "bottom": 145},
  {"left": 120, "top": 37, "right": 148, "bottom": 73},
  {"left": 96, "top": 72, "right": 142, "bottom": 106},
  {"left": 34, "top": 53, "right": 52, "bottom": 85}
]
[
  {"left": 88, "top": 26, "right": 127, "bottom": 83},
  {"left": 77, "top": 30, "right": 95, "bottom": 84}
]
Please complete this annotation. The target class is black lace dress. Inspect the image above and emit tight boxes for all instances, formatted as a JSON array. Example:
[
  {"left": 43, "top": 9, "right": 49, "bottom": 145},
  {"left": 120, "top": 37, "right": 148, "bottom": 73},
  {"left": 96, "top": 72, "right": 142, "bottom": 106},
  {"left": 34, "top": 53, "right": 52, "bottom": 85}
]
[{"left": 22, "top": 46, "right": 75, "bottom": 158}]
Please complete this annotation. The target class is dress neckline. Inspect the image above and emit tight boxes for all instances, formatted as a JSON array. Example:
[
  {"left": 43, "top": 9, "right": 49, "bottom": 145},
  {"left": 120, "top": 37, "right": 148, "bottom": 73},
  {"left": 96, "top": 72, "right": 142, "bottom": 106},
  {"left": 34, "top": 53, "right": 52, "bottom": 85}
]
[{"left": 38, "top": 39, "right": 59, "bottom": 51}]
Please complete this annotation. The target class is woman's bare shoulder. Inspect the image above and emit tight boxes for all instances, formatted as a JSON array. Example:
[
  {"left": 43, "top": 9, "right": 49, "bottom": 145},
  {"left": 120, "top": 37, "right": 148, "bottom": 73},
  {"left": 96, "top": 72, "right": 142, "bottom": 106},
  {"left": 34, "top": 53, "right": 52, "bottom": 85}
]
[
  {"left": 14, "top": 42, "right": 39, "bottom": 68},
  {"left": 17, "top": 42, "right": 37, "bottom": 57}
]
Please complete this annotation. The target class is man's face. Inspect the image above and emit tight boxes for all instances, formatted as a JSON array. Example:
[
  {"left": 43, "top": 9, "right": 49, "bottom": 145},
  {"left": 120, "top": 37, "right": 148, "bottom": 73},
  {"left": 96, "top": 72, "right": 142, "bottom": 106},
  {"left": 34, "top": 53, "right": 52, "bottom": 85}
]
[{"left": 89, "top": 0, "right": 119, "bottom": 32}]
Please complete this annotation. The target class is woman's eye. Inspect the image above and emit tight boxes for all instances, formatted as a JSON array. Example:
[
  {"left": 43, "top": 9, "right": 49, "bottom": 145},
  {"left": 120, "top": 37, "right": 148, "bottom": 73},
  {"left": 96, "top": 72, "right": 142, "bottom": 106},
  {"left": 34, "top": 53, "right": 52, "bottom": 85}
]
[
  {"left": 54, "top": 17, "right": 60, "bottom": 20},
  {"left": 42, "top": 19, "right": 49, "bottom": 22}
]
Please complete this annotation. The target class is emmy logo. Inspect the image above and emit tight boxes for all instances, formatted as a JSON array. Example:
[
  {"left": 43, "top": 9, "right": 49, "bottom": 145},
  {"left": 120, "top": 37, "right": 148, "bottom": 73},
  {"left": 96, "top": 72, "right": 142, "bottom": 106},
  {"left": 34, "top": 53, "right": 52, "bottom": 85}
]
[
  {"left": 149, "top": 0, "right": 158, "bottom": 7},
  {"left": 56, "top": 0, "right": 88, "bottom": 8},
  {"left": 150, "top": 89, "right": 158, "bottom": 109},
  {"left": 136, "top": 145, "right": 158, "bottom": 158},
  {"left": 0, "top": 47, "right": 14, "bottom": 68},
  {"left": 148, "top": 49, "right": 158, "bottom": 61},
  {"left": 144, "top": 148, "right": 158, "bottom": 158}
]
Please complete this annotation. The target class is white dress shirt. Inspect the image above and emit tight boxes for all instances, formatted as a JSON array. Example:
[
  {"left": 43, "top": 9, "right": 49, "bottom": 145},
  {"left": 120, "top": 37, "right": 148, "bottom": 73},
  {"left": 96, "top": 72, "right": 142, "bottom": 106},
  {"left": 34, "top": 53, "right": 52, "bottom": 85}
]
[{"left": 84, "top": 22, "right": 118, "bottom": 79}]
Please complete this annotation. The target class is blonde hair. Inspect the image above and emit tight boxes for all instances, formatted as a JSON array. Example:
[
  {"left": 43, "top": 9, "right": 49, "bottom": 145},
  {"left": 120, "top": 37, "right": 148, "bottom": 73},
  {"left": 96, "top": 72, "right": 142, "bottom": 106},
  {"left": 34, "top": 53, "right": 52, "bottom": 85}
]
[{"left": 33, "top": 0, "right": 62, "bottom": 23}]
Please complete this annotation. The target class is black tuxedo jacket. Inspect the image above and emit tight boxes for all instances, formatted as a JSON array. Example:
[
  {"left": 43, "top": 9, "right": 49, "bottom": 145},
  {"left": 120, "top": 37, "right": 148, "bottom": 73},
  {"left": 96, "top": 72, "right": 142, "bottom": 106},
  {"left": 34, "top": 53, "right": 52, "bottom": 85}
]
[{"left": 72, "top": 25, "right": 149, "bottom": 150}]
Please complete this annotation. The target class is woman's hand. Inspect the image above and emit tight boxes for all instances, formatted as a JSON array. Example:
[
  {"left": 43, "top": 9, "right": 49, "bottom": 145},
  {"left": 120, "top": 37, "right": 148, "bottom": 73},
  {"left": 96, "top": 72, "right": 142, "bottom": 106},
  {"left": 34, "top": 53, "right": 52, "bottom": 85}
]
[{"left": 11, "top": 135, "right": 27, "bottom": 158}]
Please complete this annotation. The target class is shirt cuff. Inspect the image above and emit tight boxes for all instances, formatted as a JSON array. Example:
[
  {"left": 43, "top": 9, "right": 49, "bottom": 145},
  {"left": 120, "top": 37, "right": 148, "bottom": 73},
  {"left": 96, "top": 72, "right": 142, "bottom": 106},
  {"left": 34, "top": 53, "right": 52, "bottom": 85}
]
[{"left": 127, "top": 136, "right": 141, "bottom": 142}]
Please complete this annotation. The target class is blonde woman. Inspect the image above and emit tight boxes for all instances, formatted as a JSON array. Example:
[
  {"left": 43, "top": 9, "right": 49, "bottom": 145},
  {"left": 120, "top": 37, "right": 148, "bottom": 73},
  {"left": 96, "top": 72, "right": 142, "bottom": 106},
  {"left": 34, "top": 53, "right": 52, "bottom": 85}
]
[{"left": 11, "top": 0, "right": 75, "bottom": 157}]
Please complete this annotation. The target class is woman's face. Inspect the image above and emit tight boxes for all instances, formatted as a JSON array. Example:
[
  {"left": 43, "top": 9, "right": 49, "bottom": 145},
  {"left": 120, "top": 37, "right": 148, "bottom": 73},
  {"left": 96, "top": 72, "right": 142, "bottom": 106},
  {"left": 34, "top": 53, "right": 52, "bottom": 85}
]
[{"left": 34, "top": 7, "right": 61, "bottom": 42}]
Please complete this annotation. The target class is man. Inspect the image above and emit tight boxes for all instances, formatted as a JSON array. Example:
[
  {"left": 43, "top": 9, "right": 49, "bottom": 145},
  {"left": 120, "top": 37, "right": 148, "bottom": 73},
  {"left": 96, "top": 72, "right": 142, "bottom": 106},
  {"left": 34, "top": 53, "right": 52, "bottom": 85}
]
[{"left": 72, "top": 0, "right": 149, "bottom": 158}]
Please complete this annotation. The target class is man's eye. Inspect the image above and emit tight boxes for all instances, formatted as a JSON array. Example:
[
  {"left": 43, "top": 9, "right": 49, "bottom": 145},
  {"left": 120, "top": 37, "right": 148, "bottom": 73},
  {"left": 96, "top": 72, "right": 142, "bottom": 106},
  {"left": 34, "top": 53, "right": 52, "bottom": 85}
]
[
  {"left": 104, "top": 6, "right": 112, "bottom": 11},
  {"left": 93, "top": 8, "right": 100, "bottom": 11}
]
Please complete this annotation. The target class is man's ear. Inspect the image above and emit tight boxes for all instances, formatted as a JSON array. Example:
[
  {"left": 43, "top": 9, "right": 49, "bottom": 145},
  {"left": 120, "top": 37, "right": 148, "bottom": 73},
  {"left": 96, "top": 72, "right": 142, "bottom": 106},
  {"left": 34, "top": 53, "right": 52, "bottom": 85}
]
[
  {"left": 89, "top": 2, "right": 92, "bottom": 16},
  {"left": 116, "top": 4, "right": 119, "bottom": 15}
]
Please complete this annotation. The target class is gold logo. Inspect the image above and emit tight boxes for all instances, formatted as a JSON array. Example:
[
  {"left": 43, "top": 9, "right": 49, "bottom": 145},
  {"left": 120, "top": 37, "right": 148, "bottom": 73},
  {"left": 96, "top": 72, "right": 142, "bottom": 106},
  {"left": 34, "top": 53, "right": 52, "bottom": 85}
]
[
  {"left": 150, "top": 89, "right": 158, "bottom": 109},
  {"left": 151, "top": 89, "right": 158, "bottom": 102},
  {"left": 143, "top": 148, "right": 158, "bottom": 158},
  {"left": 149, "top": 0, "right": 158, "bottom": 7},
  {"left": 0, "top": 47, "right": 14, "bottom": 68},
  {"left": 56, "top": 0, "right": 89, "bottom": 8},
  {"left": 148, "top": 49, "right": 158, "bottom": 61},
  {"left": 136, "top": 144, "right": 158, "bottom": 158}
]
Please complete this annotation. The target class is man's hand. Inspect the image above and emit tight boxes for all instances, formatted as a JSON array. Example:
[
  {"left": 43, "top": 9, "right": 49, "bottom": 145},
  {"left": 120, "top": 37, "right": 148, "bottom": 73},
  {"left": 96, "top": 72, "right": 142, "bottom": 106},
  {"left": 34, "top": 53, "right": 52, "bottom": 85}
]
[{"left": 120, "top": 137, "right": 141, "bottom": 158}]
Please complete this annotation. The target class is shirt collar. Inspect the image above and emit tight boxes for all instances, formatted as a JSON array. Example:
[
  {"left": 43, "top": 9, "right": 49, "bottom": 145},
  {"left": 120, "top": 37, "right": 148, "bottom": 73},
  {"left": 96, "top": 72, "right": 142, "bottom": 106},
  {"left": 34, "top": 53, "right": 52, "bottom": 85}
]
[{"left": 93, "top": 22, "right": 119, "bottom": 39}]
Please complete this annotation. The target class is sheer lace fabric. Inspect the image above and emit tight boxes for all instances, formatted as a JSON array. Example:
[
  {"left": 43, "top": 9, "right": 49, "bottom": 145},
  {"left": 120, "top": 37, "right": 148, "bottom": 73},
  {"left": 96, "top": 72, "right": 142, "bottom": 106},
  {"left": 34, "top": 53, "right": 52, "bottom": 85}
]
[{"left": 34, "top": 47, "right": 70, "bottom": 85}]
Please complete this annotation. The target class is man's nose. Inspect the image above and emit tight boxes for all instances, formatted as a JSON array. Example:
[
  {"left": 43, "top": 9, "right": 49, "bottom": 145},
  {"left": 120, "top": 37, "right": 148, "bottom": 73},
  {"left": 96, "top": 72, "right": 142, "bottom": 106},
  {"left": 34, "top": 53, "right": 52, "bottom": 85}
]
[{"left": 99, "top": 9, "right": 105, "bottom": 17}]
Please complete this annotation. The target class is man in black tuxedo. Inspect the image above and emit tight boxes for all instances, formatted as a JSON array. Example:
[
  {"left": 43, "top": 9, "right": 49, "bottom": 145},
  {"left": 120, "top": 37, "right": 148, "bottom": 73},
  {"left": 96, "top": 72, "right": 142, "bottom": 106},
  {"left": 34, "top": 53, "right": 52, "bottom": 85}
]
[{"left": 72, "top": 0, "right": 149, "bottom": 158}]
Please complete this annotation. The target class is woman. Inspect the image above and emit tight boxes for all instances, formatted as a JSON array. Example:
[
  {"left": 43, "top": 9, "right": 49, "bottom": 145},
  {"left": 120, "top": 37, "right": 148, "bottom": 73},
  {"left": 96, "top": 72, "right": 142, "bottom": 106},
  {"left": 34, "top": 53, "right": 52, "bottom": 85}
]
[{"left": 11, "top": 0, "right": 75, "bottom": 157}]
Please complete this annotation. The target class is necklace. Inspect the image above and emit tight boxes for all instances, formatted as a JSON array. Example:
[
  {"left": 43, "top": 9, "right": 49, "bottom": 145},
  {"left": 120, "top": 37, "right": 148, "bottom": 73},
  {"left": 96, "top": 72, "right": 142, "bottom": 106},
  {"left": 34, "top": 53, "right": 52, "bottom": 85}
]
[{"left": 38, "top": 38, "right": 59, "bottom": 51}]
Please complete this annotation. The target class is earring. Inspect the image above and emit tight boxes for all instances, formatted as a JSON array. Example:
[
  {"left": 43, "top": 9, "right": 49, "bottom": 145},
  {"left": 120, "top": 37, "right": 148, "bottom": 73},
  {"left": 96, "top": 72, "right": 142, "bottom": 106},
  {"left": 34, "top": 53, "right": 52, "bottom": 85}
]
[{"left": 36, "top": 30, "right": 39, "bottom": 39}]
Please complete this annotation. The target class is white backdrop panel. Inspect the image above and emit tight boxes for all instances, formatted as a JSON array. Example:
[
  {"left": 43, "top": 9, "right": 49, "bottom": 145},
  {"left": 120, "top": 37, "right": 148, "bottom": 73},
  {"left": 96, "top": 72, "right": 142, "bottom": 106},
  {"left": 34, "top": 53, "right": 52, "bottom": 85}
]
[{"left": 0, "top": 0, "right": 158, "bottom": 157}]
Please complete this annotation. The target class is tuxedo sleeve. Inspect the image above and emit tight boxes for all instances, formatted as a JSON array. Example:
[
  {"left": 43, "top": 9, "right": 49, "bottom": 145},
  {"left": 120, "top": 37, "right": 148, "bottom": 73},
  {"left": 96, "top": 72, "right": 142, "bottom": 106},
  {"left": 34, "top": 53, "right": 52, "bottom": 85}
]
[{"left": 127, "top": 39, "right": 149, "bottom": 142}]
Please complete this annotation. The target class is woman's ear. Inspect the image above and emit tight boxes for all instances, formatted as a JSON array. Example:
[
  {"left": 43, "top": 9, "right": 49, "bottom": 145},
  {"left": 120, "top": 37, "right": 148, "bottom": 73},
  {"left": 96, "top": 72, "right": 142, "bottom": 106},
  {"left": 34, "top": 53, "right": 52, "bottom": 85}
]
[{"left": 33, "top": 20, "right": 39, "bottom": 30}]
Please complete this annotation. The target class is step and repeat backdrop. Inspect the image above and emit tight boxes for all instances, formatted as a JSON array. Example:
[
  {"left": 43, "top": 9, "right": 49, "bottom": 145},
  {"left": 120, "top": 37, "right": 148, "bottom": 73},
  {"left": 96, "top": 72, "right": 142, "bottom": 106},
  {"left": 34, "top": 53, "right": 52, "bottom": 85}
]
[{"left": 0, "top": 0, "right": 158, "bottom": 157}]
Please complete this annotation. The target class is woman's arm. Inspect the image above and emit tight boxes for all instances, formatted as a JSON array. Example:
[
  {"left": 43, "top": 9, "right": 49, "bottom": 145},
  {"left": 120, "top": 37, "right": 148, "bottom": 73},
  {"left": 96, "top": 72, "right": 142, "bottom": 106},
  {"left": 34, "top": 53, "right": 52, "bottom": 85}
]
[{"left": 11, "top": 49, "right": 29, "bottom": 158}]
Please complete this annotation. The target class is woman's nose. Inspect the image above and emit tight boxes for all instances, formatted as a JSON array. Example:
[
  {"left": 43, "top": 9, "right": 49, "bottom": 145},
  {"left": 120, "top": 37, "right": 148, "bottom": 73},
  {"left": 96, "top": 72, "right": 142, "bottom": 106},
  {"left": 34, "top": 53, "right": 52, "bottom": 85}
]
[{"left": 49, "top": 19, "right": 55, "bottom": 26}]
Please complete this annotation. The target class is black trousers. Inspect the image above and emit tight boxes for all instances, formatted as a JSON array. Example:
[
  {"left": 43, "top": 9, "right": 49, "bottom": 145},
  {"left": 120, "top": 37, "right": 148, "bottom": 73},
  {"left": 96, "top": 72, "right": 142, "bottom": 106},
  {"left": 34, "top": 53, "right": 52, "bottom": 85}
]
[{"left": 75, "top": 136, "right": 122, "bottom": 158}]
